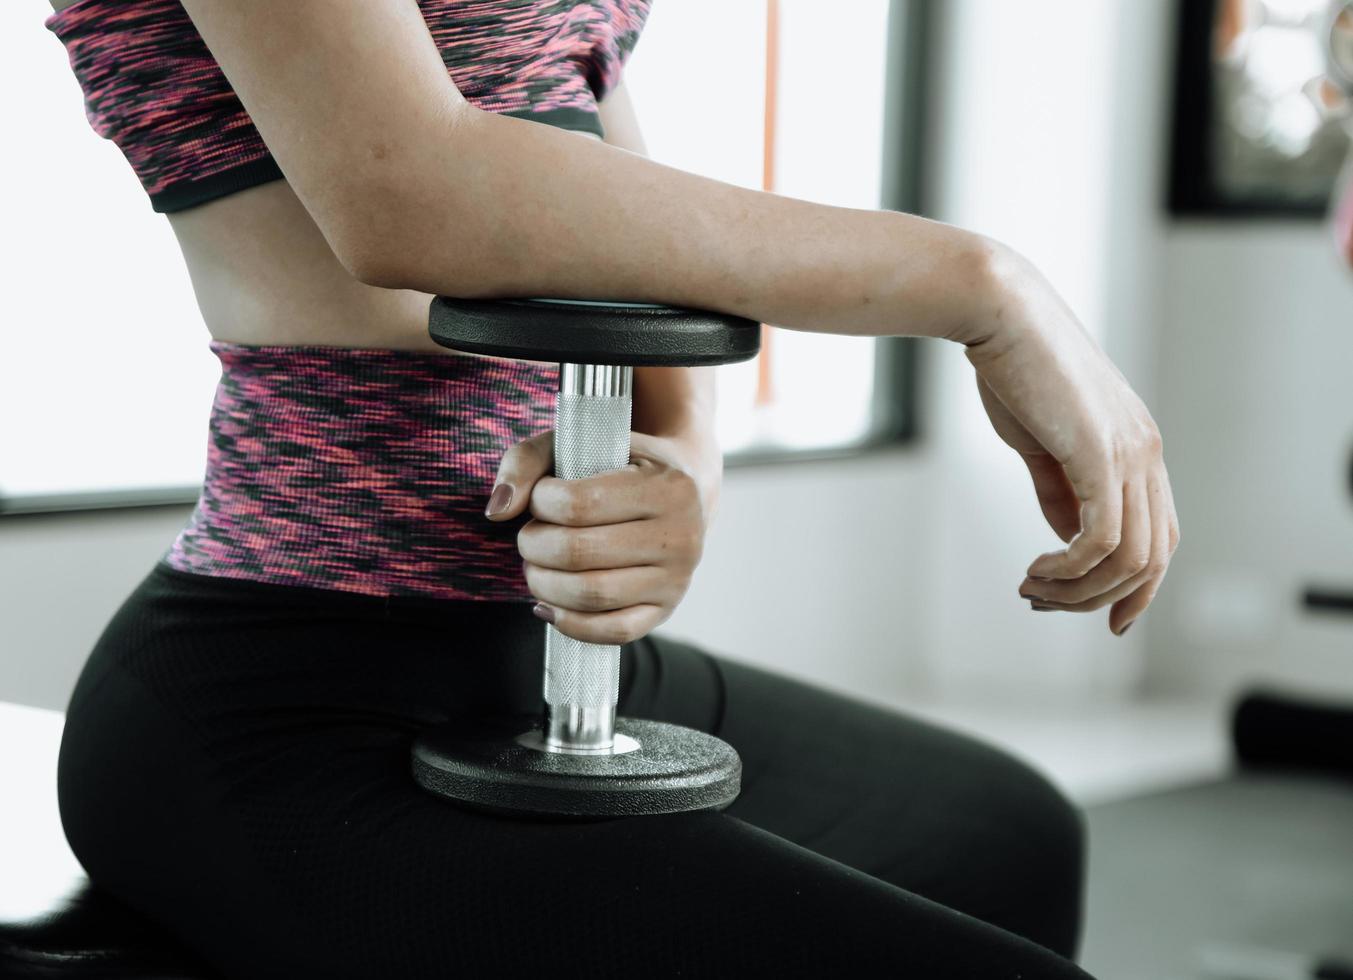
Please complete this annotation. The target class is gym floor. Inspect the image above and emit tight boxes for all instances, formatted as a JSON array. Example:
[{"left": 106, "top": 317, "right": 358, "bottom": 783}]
[
  {"left": 899, "top": 696, "right": 1353, "bottom": 978},
  {"left": 1081, "top": 772, "right": 1353, "bottom": 980}
]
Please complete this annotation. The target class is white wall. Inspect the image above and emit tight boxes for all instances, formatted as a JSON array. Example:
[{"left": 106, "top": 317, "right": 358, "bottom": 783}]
[{"left": 1143, "top": 223, "right": 1353, "bottom": 699}]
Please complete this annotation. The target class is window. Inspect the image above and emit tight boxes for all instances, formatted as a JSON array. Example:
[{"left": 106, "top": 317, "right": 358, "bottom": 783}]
[
  {"left": 1, "top": 2, "right": 221, "bottom": 513},
  {"left": 1, "top": 0, "right": 925, "bottom": 514},
  {"left": 625, "top": 0, "right": 917, "bottom": 463}
]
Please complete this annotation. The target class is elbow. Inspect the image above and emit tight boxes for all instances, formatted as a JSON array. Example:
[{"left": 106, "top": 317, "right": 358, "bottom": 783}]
[
  {"left": 328, "top": 103, "right": 516, "bottom": 295},
  {"left": 332, "top": 203, "right": 425, "bottom": 291},
  {"left": 341, "top": 240, "right": 410, "bottom": 291},
  {"left": 338, "top": 218, "right": 511, "bottom": 297},
  {"left": 331, "top": 172, "right": 509, "bottom": 296}
]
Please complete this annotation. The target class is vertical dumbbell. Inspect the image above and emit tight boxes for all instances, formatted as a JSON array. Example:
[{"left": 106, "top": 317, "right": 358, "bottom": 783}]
[{"left": 412, "top": 297, "right": 760, "bottom": 818}]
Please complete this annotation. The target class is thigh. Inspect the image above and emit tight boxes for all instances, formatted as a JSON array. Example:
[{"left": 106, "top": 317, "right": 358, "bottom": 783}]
[
  {"left": 62, "top": 635, "right": 1093, "bottom": 979},
  {"left": 621, "top": 633, "right": 1089, "bottom": 961}
]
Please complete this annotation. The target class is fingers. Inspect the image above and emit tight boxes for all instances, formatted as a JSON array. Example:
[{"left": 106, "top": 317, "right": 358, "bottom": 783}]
[
  {"left": 1107, "top": 474, "right": 1176, "bottom": 634},
  {"left": 1023, "top": 470, "right": 1178, "bottom": 634},
  {"left": 1022, "top": 452, "right": 1082, "bottom": 544},
  {"left": 528, "top": 461, "right": 678, "bottom": 527},
  {"left": 1026, "top": 470, "right": 1123, "bottom": 580},
  {"left": 483, "top": 430, "right": 553, "bottom": 522},
  {"left": 517, "top": 515, "right": 700, "bottom": 573},
  {"left": 524, "top": 562, "right": 677, "bottom": 615},
  {"left": 533, "top": 599, "right": 669, "bottom": 647},
  {"left": 1022, "top": 480, "right": 1149, "bottom": 606},
  {"left": 520, "top": 498, "right": 698, "bottom": 645},
  {"left": 486, "top": 433, "right": 696, "bottom": 527}
]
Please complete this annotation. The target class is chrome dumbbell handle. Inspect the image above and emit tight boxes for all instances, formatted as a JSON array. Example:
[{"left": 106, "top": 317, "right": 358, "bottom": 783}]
[{"left": 539, "top": 362, "right": 633, "bottom": 754}]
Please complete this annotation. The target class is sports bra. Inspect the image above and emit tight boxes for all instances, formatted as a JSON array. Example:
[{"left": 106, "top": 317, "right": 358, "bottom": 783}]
[{"left": 44, "top": 0, "right": 651, "bottom": 213}]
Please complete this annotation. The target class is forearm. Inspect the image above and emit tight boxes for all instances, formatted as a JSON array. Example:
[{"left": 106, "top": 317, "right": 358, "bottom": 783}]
[{"left": 353, "top": 106, "right": 1003, "bottom": 347}]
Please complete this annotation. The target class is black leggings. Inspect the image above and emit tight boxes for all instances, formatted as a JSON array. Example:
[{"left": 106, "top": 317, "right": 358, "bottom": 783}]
[{"left": 58, "top": 563, "right": 1094, "bottom": 979}]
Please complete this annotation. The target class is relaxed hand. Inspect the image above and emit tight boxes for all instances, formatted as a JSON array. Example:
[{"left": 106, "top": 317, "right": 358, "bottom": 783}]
[{"left": 966, "top": 244, "right": 1180, "bottom": 636}]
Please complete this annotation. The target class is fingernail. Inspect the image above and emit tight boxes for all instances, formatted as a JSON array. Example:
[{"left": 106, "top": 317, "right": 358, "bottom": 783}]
[
  {"left": 485, "top": 484, "right": 513, "bottom": 517},
  {"left": 1019, "top": 590, "right": 1044, "bottom": 601},
  {"left": 532, "top": 602, "right": 555, "bottom": 624},
  {"left": 1116, "top": 621, "right": 1134, "bottom": 636},
  {"left": 1031, "top": 602, "right": 1056, "bottom": 611}
]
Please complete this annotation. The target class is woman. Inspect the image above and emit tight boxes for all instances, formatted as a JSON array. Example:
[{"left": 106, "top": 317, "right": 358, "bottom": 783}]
[{"left": 42, "top": 1, "right": 1178, "bottom": 977}]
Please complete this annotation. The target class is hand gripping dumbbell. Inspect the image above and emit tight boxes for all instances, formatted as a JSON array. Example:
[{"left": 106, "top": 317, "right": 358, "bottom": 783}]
[{"left": 411, "top": 297, "right": 761, "bottom": 818}]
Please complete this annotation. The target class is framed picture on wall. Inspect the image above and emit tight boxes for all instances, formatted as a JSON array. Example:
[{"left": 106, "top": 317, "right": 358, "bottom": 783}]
[{"left": 1170, "top": 0, "right": 1350, "bottom": 216}]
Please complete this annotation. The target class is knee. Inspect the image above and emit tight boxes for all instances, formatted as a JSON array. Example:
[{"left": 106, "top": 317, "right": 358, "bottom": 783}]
[{"left": 957, "top": 743, "right": 1087, "bottom": 959}]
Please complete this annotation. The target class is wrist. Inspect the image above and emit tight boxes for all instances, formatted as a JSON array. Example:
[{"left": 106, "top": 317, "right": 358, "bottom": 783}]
[
  {"left": 945, "top": 233, "right": 1031, "bottom": 349},
  {"left": 666, "top": 425, "right": 724, "bottom": 526}
]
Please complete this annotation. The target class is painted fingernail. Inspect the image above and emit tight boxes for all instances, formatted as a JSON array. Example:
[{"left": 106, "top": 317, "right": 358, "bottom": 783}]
[
  {"left": 532, "top": 602, "right": 556, "bottom": 624},
  {"left": 485, "top": 483, "right": 513, "bottom": 517}
]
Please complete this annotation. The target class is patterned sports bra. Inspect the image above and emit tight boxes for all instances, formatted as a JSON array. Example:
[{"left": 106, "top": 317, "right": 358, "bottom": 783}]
[
  {"left": 43, "top": 1, "right": 652, "bottom": 603},
  {"left": 45, "top": 0, "right": 651, "bottom": 213}
]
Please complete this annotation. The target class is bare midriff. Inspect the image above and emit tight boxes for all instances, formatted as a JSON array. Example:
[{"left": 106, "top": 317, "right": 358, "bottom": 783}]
[{"left": 165, "top": 178, "right": 462, "bottom": 354}]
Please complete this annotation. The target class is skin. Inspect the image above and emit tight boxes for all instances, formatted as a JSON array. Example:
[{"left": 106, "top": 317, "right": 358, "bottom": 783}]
[{"left": 53, "top": 0, "right": 1179, "bottom": 643}]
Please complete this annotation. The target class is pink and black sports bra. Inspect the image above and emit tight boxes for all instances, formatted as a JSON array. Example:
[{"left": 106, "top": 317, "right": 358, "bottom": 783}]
[{"left": 45, "top": 0, "right": 651, "bottom": 213}]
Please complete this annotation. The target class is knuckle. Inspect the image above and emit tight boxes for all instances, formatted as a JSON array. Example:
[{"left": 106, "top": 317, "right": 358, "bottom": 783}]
[
  {"left": 1122, "top": 550, "right": 1151, "bottom": 576},
  {"left": 671, "top": 571, "right": 693, "bottom": 599},
  {"left": 600, "top": 617, "right": 635, "bottom": 646},
  {"left": 563, "top": 531, "right": 593, "bottom": 569},
  {"left": 1087, "top": 530, "right": 1121, "bottom": 555},
  {"left": 502, "top": 440, "right": 536, "bottom": 472},
  {"left": 667, "top": 466, "right": 699, "bottom": 498},
  {"left": 561, "top": 488, "right": 592, "bottom": 525},
  {"left": 1139, "top": 424, "right": 1163, "bottom": 458},
  {"left": 578, "top": 576, "right": 614, "bottom": 611},
  {"left": 674, "top": 527, "right": 703, "bottom": 564}
]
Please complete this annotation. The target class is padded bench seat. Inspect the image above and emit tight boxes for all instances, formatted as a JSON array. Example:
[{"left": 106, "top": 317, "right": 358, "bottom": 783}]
[{"left": 0, "top": 701, "right": 214, "bottom": 978}]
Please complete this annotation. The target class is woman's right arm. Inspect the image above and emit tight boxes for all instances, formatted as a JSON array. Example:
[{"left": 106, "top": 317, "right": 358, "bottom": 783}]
[{"left": 181, "top": 0, "right": 1178, "bottom": 634}]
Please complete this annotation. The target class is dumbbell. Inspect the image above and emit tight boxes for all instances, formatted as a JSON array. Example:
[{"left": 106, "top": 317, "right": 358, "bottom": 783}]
[{"left": 411, "top": 297, "right": 761, "bottom": 818}]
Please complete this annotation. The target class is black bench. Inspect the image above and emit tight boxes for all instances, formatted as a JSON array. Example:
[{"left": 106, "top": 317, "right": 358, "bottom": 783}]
[{"left": 0, "top": 702, "right": 214, "bottom": 978}]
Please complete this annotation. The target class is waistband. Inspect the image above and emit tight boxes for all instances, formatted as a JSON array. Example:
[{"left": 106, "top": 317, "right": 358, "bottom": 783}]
[{"left": 163, "top": 340, "right": 558, "bottom": 602}]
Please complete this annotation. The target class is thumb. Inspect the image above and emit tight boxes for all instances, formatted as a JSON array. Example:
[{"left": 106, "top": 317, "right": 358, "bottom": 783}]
[
  {"left": 485, "top": 430, "right": 554, "bottom": 521},
  {"left": 1023, "top": 451, "right": 1082, "bottom": 544}
]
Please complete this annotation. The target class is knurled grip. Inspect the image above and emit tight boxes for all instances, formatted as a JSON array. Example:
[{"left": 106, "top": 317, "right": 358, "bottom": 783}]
[{"left": 543, "top": 388, "right": 631, "bottom": 718}]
